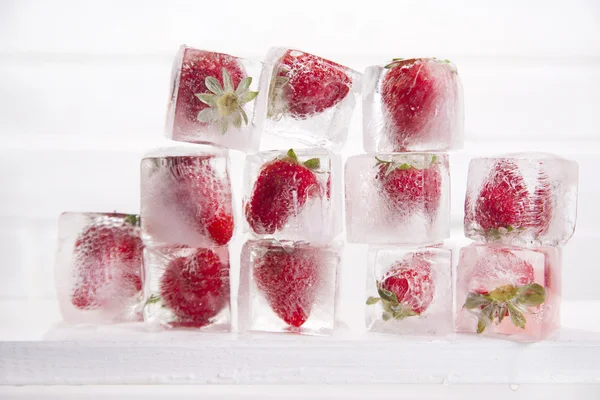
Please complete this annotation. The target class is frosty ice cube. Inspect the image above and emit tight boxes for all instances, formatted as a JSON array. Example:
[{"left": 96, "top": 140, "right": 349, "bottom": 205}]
[
  {"left": 262, "top": 48, "right": 362, "bottom": 149},
  {"left": 456, "top": 244, "right": 561, "bottom": 342},
  {"left": 243, "top": 148, "right": 342, "bottom": 243},
  {"left": 143, "top": 245, "right": 230, "bottom": 330},
  {"left": 366, "top": 246, "right": 452, "bottom": 335},
  {"left": 165, "top": 45, "right": 268, "bottom": 152},
  {"left": 345, "top": 153, "right": 450, "bottom": 244},
  {"left": 363, "top": 58, "right": 464, "bottom": 152},
  {"left": 464, "top": 153, "right": 579, "bottom": 246},
  {"left": 54, "top": 212, "right": 143, "bottom": 324},
  {"left": 239, "top": 240, "right": 340, "bottom": 335},
  {"left": 140, "top": 146, "right": 234, "bottom": 248}
]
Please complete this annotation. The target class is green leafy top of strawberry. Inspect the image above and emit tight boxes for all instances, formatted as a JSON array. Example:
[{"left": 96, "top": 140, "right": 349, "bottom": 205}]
[
  {"left": 195, "top": 68, "right": 259, "bottom": 134},
  {"left": 463, "top": 283, "right": 546, "bottom": 334},
  {"left": 366, "top": 283, "right": 420, "bottom": 321},
  {"left": 284, "top": 148, "right": 320, "bottom": 170}
]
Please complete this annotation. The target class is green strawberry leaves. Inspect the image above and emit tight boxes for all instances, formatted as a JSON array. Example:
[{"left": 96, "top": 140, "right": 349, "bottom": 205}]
[
  {"left": 463, "top": 283, "right": 546, "bottom": 334},
  {"left": 285, "top": 149, "right": 320, "bottom": 170},
  {"left": 366, "top": 281, "right": 421, "bottom": 322}
]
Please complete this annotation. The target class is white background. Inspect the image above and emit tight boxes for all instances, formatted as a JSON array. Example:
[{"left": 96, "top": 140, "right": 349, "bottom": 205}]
[{"left": 0, "top": 0, "right": 599, "bottom": 396}]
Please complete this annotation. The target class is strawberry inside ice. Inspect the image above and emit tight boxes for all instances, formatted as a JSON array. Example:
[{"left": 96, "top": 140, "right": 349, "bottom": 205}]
[
  {"left": 71, "top": 215, "right": 143, "bottom": 310},
  {"left": 380, "top": 253, "right": 435, "bottom": 315},
  {"left": 159, "top": 248, "right": 230, "bottom": 327},
  {"left": 273, "top": 50, "right": 352, "bottom": 119},
  {"left": 174, "top": 49, "right": 245, "bottom": 127},
  {"left": 253, "top": 247, "right": 320, "bottom": 328},
  {"left": 245, "top": 152, "right": 321, "bottom": 235}
]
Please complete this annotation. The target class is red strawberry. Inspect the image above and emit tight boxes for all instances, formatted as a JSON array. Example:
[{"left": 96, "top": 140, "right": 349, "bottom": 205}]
[
  {"left": 473, "top": 160, "right": 552, "bottom": 237},
  {"left": 72, "top": 214, "right": 143, "bottom": 310},
  {"left": 463, "top": 247, "right": 545, "bottom": 333},
  {"left": 169, "top": 156, "right": 234, "bottom": 245},
  {"left": 367, "top": 252, "right": 434, "bottom": 320},
  {"left": 381, "top": 58, "right": 459, "bottom": 151},
  {"left": 253, "top": 246, "right": 321, "bottom": 327},
  {"left": 268, "top": 49, "right": 352, "bottom": 119},
  {"left": 245, "top": 149, "right": 321, "bottom": 235},
  {"left": 159, "top": 248, "right": 230, "bottom": 327},
  {"left": 374, "top": 156, "right": 442, "bottom": 220},
  {"left": 173, "top": 48, "right": 258, "bottom": 134}
]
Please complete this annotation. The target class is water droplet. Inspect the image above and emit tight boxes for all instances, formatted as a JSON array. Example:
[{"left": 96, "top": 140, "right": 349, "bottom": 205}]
[{"left": 509, "top": 384, "right": 519, "bottom": 391}]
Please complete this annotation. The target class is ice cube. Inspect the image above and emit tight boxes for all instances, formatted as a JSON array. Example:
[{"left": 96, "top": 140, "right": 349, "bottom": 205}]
[
  {"left": 165, "top": 45, "right": 268, "bottom": 152},
  {"left": 140, "top": 146, "right": 234, "bottom": 248},
  {"left": 464, "top": 153, "right": 579, "bottom": 246},
  {"left": 366, "top": 245, "right": 452, "bottom": 335},
  {"left": 239, "top": 240, "right": 340, "bottom": 335},
  {"left": 345, "top": 153, "right": 450, "bottom": 244},
  {"left": 455, "top": 244, "right": 561, "bottom": 342},
  {"left": 142, "top": 245, "right": 230, "bottom": 330},
  {"left": 363, "top": 58, "right": 464, "bottom": 152},
  {"left": 243, "top": 148, "right": 342, "bottom": 243},
  {"left": 262, "top": 48, "right": 362, "bottom": 150},
  {"left": 54, "top": 212, "right": 143, "bottom": 324}
]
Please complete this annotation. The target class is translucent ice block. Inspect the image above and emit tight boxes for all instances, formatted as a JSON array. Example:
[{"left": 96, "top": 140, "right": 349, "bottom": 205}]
[
  {"left": 363, "top": 58, "right": 464, "bottom": 152},
  {"left": 142, "top": 245, "right": 230, "bottom": 330},
  {"left": 140, "top": 146, "right": 234, "bottom": 248},
  {"left": 366, "top": 246, "right": 452, "bottom": 335},
  {"left": 54, "top": 212, "right": 143, "bottom": 324},
  {"left": 243, "top": 148, "right": 342, "bottom": 243},
  {"left": 262, "top": 48, "right": 362, "bottom": 150},
  {"left": 345, "top": 153, "right": 450, "bottom": 244},
  {"left": 239, "top": 240, "right": 340, "bottom": 335},
  {"left": 455, "top": 244, "right": 561, "bottom": 342},
  {"left": 165, "top": 45, "right": 269, "bottom": 153},
  {"left": 464, "top": 153, "right": 579, "bottom": 246}
]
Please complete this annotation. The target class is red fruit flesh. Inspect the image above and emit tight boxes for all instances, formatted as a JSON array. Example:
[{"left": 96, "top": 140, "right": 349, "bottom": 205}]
[
  {"left": 382, "top": 59, "right": 457, "bottom": 151},
  {"left": 174, "top": 49, "right": 245, "bottom": 126},
  {"left": 160, "top": 248, "right": 229, "bottom": 327},
  {"left": 169, "top": 156, "right": 234, "bottom": 246},
  {"left": 72, "top": 215, "right": 143, "bottom": 310},
  {"left": 473, "top": 160, "right": 552, "bottom": 235},
  {"left": 245, "top": 157, "right": 321, "bottom": 234},
  {"left": 275, "top": 49, "right": 352, "bottom": 118},
  {"left": 380, "top": 253, "right": 435, "bottom": 315},
  {"left": 253, "top": 247, "right": 320, "bottom": 327},
  {"left": 375, "top": 161, "right": 442, "bottom": 220}
]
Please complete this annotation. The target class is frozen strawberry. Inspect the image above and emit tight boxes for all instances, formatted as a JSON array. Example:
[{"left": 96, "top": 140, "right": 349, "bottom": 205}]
[
  {"left": 72, "top": 214, "right": 143, "bottom": 310},
  {"left": 463, "top": 248, "right": 545, "bottom": 333},
  {"left": 253, "top": 246, "right": 320, "bottom": 327},
  {"left": 174, "top": 48, "right": 258, "bottom": 134},
  {"left": 159, "top": 248, "right": 230, "bottom": 327},
  {"left": 381, "top": 58, "right": 458, "bottom": 151},
  {"left": 169, "top": 156, "right": 234, "bottom": 246},
  {"left": 367, "top": 252, "right": 434, "bottom": 320},
  {"left": 245, "top": 149, "right": 321, "bottom": 235},
  {"left": 473, "top": 160, "right": 552, "bottom": 238},
  {"left": 268, "top": 49, "right": 352, "bottom": 119},
  {"left": 374, "top": 155, "right": 442, "bottom": 220}
]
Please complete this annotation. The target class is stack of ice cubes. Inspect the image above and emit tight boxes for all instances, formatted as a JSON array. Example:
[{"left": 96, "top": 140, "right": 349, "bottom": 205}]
[
  {"left": 53, "top": 45, "right": 360, "bottom": 334},
  {"left": 456, "top": 153, "right": 578, "bottom": 341},
  {"left": 348, "top": 57, "right": 464, "bottom": 335}
]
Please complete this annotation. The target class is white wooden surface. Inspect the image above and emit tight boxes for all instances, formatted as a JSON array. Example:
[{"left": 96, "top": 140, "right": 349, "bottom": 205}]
[{"left": 0, "top": 0, "right": 599, "bottom": 389}]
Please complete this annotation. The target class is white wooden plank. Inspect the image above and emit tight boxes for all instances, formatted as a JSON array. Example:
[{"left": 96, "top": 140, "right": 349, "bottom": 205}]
[
  {"left": 2, "top": 329, "right": 600, "bottom": 384},
  {"left": 0, "top": 0, "right": 599, "bottom": 59}
]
